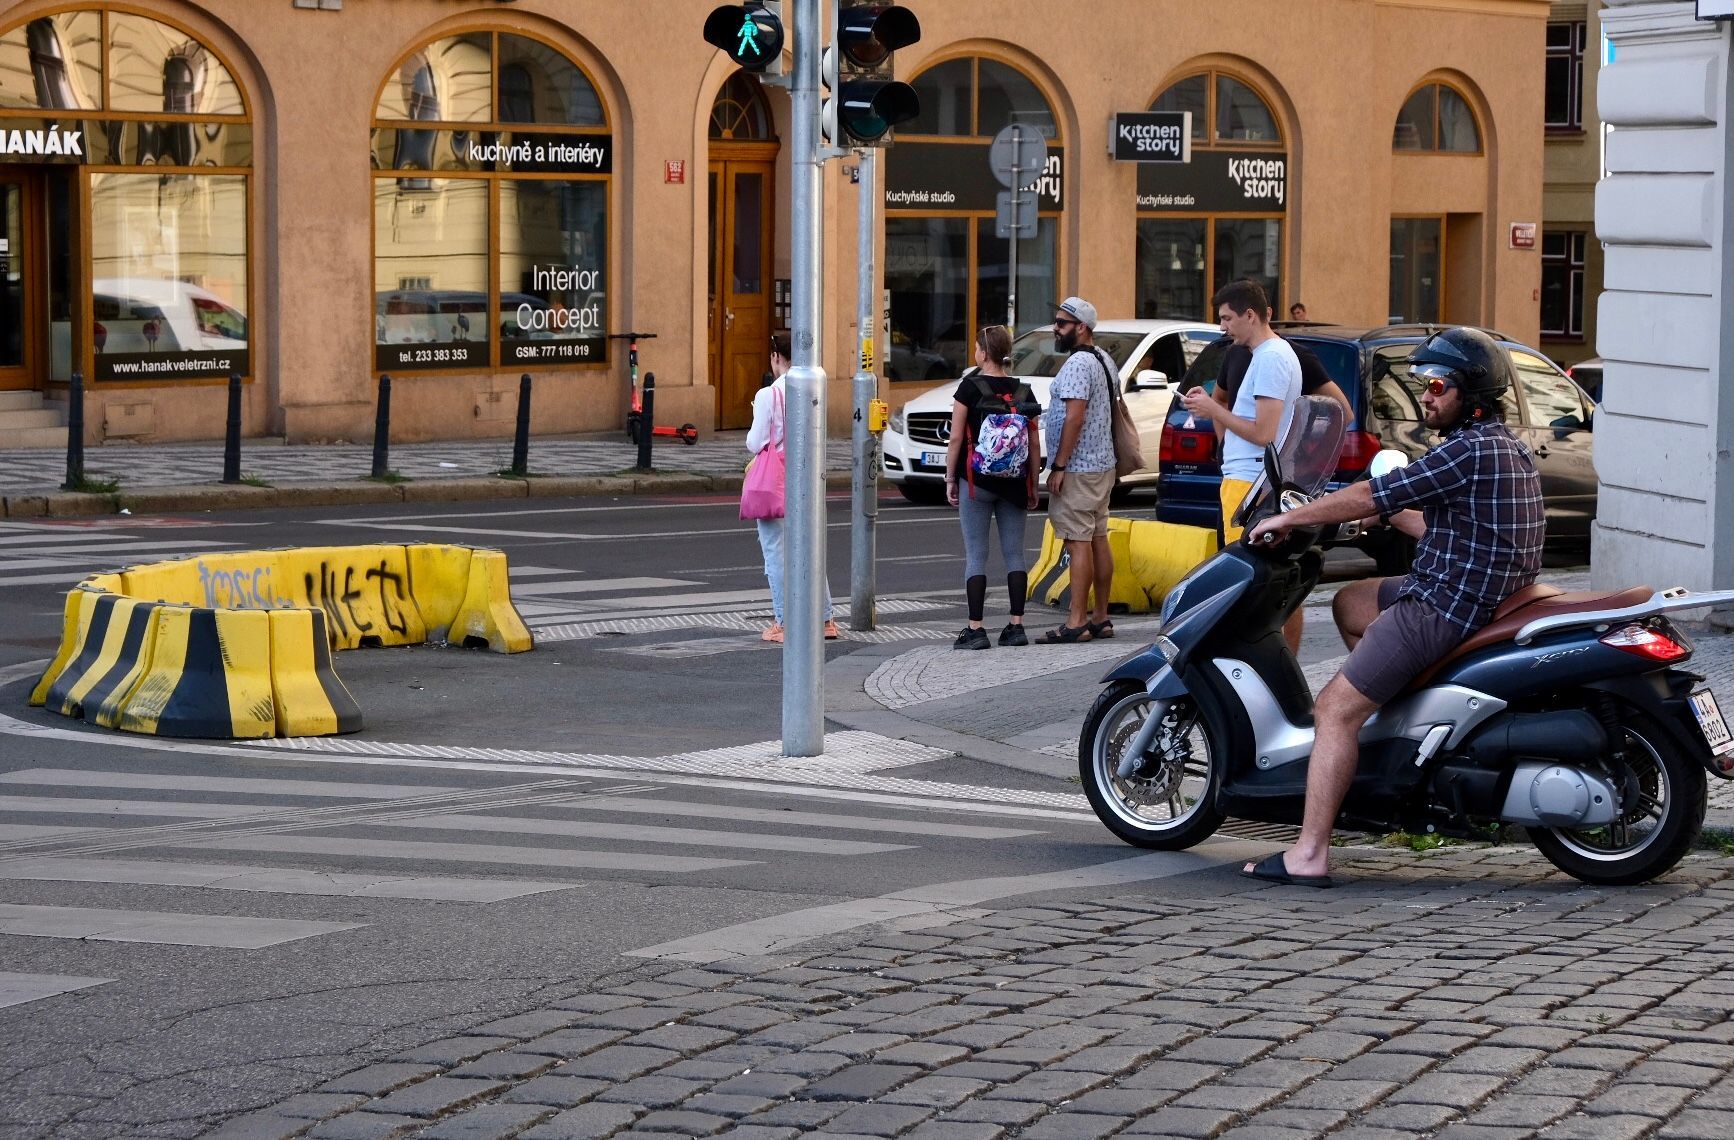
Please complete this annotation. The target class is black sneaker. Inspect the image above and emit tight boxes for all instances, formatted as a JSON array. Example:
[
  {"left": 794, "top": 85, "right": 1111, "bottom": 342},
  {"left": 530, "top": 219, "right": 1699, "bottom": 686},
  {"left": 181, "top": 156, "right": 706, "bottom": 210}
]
[
  {"left": 998, "top": 623, "right": 1029, "bottom": 647},
  {"left": 953, "top": 627, "right": 991, "bottom": 650}
]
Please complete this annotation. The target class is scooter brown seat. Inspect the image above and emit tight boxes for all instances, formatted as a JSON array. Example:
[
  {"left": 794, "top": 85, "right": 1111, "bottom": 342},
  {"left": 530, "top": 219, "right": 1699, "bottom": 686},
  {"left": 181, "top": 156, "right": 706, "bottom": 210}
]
[{"left": 1403, "top": 583, "right": 1655, "bottom": 692}]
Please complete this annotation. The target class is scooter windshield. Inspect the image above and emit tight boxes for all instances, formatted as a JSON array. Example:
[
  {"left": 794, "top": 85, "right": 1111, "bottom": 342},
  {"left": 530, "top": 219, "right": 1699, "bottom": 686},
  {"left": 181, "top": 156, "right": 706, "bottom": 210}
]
[
  {"left": 1279, "top": 395, "right": 1348, "bottom": 497},
  {"left": 1233, "top": 395, "right": 1347, "bottom": 530}
]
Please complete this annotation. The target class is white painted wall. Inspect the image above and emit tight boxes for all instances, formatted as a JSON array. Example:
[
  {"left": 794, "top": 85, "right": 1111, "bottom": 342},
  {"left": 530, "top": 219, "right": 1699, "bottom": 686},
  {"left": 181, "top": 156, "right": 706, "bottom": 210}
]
[{"left": 1594, "top": 0, "right": 1734, "bottom": 589}]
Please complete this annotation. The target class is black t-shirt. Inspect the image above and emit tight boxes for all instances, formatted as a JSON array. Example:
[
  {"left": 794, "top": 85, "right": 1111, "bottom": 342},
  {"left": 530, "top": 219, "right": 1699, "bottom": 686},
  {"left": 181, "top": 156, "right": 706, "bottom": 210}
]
[
  {"left": 952, "top": 373, "right": 1040, "bottom": 507},
  {"left": 1217, "top": 337, "right": 1334, "bottom": 404}
]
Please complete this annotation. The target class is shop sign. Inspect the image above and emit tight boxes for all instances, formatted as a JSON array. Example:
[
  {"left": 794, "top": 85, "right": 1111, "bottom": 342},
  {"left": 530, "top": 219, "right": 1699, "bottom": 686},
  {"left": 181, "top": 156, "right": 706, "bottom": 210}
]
[
  {"left": 1135, "top": 150, "right": 1286, "bottom": 212},
  {"left": 504, "top": 262, "right": 607, "bottom": 365},
  {"left": 472, "top": 133, "right": 612, "bottom": 175},
  {"left": 885, "top": 141, "right": 1063, "bottom": 213},
  {"left": 97, "top": 350, "right": 249, "bottom": 383},
  {"left": 1110, "top": 112, "right": 1191, "bottom": 163},
  {"left": 1509, "top": 222, "right": 1537, "bottom": 249},
  {"left": 374, "top": 341, "right": 486, "bottom": 372},
  {"left": 0, "top": 125, "right": 84, "bottom": 163},
  {"left": 1698, "top": 1, "right": 1734, "bottom": 19}
]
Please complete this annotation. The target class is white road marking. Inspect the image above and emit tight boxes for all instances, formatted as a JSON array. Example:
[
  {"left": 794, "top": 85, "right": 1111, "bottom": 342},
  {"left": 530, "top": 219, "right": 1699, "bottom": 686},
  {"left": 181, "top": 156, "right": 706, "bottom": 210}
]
[
  {"left": 0, "top": 857, "right": 575, "bottom": 902},
  {"left": 0, "top": 972, "right": 113, "bottom": 1010},
  {"left": 510, "top": 577, "right": 702, "bottom": 596},
  {"left": 545, "top": 797, "right": 1041, "bottom": 840},
  {"left": 318, "top": 516, "right": 954, "bottom": 543},
  {"left": 0, "top": 904, "right": 364, "bottom": 949},
  {"left": 628, "top": 841, "right": 1270, "bottom": 963},
  {"left": 0, "top": 769, "right": 462, "bottom": 800},
  {"left": 189, "top": 833, "right": 756, "bottom": 873}
]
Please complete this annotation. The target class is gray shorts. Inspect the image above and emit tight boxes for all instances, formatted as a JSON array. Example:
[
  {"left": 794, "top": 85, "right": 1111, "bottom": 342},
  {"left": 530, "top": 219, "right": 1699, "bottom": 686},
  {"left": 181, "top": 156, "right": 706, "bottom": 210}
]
[{"left": 1340, "top": 577, "right": 1466, "bottom": 705}]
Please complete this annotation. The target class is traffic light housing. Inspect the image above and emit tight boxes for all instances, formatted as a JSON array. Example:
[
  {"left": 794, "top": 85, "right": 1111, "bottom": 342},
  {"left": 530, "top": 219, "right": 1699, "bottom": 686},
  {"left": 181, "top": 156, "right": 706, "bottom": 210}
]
[
  {"left": 824, "top": 3, "right": 921, "bottom": 147},
  {"left": 704, "top": 3, "right": 785, "bottom": 74}
]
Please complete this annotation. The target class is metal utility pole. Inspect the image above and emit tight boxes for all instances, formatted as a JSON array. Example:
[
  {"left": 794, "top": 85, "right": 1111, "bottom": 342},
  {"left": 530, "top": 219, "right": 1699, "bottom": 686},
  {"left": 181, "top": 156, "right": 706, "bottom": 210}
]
[
  {"left": 783, "top": 0, "right": 827, "bottom": 757},
  {"left": 850, "top": 150, "right": 880, "bottom": 632}
]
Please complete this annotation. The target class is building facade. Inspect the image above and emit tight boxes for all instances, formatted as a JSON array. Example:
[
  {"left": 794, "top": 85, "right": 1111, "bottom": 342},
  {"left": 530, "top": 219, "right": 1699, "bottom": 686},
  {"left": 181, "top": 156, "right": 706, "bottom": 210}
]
[
  {"left": 0, "top": 0, "right": 1549, "bottom": 447},
  {"left": 1542, "top": 0, "right": 1605, "bottom": 368},
  {"left": 1594, "top": 0, "right": 1734, "bottom": 593}
]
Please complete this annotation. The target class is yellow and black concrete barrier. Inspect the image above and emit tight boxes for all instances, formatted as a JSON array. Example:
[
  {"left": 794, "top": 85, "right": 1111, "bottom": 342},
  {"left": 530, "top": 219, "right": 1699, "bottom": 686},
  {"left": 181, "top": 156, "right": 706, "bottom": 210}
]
[{"left": 30, "top": 543, "right": 532, "bottom": 740}]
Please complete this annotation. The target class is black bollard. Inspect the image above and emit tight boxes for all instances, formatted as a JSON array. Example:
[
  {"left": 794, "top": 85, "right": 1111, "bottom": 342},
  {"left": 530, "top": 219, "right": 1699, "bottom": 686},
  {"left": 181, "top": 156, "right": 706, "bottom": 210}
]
[
  {"left": 510, "top": 373, "right": 532, "bottom": 477},
  {"left": 221, "top": 371, "right": 243, "bottom": 484},
  {"left": 371, "top": 373, "right": 392, "bottom": 478},
  {"left": 61, "top": 369, "right": 85, "bottom": 491},
  {"left": 636, "top": 372, "right": 655, "bottom": 471}
]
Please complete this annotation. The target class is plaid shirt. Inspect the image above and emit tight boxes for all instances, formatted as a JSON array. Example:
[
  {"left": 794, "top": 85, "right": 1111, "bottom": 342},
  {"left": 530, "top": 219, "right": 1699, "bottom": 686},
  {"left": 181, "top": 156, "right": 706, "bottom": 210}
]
[{"left": 1369, "top": 420, "right": 1545, "bottom": 633}]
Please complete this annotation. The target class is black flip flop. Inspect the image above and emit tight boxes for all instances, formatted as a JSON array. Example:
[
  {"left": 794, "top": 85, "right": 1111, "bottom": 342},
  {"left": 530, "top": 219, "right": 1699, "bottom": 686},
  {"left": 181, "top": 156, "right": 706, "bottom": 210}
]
[
  {"left": 1241, "top": 852, "right": 1334, "bottom": 889},
  {"left": 1038, "top": 624, "right": 1093, "bottom": 644}
]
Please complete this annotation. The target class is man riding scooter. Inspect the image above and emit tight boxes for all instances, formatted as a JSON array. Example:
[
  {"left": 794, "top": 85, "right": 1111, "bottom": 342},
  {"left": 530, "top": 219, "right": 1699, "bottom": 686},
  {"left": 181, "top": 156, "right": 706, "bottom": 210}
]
[{"left": 1242, "top": 327, "right": 1546, "bottom": 887}]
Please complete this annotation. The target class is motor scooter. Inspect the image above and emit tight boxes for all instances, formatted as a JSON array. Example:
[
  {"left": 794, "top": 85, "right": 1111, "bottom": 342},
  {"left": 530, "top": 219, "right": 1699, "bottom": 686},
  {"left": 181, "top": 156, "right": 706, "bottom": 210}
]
[{"left": 1080, "top": 395, "right": 1734, "bottom": 885}]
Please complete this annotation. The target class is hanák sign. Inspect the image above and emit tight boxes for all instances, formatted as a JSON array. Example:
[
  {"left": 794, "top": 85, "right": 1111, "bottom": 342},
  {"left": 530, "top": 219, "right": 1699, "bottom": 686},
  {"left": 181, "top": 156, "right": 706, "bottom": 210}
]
[
  {"left": 1110, "top": 112, "right": 1192, "bottom": 163},
  {"left": 0, "top": 125, "right": 85, "bottom": 162}
]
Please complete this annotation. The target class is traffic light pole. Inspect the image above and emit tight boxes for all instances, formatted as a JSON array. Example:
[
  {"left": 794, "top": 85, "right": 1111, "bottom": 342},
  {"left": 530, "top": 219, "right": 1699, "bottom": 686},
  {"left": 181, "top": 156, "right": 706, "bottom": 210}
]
[
  {"left": 851, "top": 149, "right": 879, "bottom": 632},
  {"left": 783, "top": 0, "right": 827, "bottom": 757}
]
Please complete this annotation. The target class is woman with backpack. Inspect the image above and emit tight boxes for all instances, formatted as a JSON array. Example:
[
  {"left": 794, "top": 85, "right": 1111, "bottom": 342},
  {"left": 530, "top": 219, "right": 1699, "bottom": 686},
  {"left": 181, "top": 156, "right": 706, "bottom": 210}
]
[{"left": 943, "top": 325, "right": 1042, "bottom": 650}]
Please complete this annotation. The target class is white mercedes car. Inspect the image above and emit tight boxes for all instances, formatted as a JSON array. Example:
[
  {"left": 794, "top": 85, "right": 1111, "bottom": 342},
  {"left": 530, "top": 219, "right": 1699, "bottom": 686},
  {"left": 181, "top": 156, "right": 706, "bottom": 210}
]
[{"left": 881, "top": 319, "right": 1223, "bottom": 503}]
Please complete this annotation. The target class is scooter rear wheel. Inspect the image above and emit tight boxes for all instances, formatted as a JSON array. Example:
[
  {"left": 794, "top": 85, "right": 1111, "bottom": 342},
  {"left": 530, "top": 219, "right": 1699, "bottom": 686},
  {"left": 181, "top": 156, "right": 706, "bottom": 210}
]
[
  {"left": 1527, "top": 705, "right": 1706, "bottom": 886},
  {"left": 1080, "top": 681, "right": 1225, "bottom": 849}
]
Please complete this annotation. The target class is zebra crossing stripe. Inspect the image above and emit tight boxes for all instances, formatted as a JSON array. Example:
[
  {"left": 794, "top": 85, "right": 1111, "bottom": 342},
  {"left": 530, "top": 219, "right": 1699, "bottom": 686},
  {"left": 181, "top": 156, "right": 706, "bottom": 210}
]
[
  {"left": 0, "top": 903, "right": 364, "bottom": 949},
  {"left": 0, "top": 857, "right": 574, "bottom": 902},
  {"left": 0, "top": 972, "right": 113, "bottom": 1010}
]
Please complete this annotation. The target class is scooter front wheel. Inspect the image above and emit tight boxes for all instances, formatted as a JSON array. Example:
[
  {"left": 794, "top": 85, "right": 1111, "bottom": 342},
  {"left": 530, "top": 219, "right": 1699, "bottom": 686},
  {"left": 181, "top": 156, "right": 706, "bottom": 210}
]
[{"left": 1079, "top": 681, "right": 1225, "bottom": 849}]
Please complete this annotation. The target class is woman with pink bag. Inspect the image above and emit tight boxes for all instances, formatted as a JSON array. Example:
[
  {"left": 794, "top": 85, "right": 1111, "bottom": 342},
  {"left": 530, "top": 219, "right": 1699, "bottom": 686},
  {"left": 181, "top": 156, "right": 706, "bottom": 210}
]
[{"left": 744, "top": 334, "right": 838, "bottom": 644}]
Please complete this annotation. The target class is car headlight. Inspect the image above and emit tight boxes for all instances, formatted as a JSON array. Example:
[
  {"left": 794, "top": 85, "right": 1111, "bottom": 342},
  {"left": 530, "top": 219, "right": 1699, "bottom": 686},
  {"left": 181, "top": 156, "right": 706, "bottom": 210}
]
[{"left": 888, "top": 408, "right": 906, "bottom": 436}]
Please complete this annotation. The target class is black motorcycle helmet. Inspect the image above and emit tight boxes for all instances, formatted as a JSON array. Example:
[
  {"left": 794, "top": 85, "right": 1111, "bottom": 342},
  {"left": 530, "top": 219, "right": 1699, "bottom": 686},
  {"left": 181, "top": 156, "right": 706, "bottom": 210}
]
[{"left": 1407, "top": 327, "right": 1514, "bottom": 425}]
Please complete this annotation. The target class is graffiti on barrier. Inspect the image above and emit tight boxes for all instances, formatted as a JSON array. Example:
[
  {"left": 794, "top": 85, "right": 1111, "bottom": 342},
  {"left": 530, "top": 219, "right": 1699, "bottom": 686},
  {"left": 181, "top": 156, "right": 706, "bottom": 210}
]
[
  {"left": 304, "top": 558, "right": 413, "bottom": 643},
  {"left": 199, "top": 563, "right": 285, "bottom": 610}
]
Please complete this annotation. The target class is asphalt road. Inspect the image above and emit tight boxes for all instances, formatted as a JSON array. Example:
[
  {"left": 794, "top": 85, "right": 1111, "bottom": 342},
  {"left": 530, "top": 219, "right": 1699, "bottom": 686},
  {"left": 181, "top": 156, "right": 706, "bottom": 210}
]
[{"left": 0, "top": 491, "right": 1576, "bottom": 1137}]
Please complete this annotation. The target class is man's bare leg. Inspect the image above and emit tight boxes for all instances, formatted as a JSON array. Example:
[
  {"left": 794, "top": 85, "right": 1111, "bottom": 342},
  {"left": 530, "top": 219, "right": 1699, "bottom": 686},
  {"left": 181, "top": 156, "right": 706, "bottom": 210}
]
[
  {"left": 1332, "top": 577, "right": 1386, "bottom": 650},
  {"left": 1247, "top": 672, "right": 1379, "bottom": 879},
  {"left": 1065, "top": 538, "right": 1095, "bottom": 630},
  {"left": 1090, "top": 532, "right": 1113, "bottom": 625}
]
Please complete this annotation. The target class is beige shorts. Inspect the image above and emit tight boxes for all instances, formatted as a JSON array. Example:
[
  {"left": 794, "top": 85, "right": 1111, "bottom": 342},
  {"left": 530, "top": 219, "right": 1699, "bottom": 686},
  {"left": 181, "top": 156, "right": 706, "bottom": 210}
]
[{"left": 1048, "top": 468, "right": 1115, "bottom": 540}]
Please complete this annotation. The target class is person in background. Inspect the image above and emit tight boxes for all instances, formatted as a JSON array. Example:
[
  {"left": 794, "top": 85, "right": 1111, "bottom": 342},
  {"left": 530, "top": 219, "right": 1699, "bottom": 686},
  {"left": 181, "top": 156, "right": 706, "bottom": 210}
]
[
  {"left": 747, "top": 334, "right": 839, "bottom": 645},
  {"left": 1039, "top": 297, "right": 1120, "bottom": 644},
  {"left": 944, "top": 325, "right": 1042, "bottom": 649},
  {"left": 1289, "top": 301, "right": 1309, "bottom": 321}
]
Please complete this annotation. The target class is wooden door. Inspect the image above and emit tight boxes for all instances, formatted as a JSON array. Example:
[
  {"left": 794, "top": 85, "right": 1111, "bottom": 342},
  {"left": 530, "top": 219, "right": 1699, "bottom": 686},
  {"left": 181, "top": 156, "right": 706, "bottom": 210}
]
[
  {"left": 0, "top": 172, "right": 33, "bottom": 391},
  {"left": 709, "top": 156, "right": 775, "bottom": 430}
]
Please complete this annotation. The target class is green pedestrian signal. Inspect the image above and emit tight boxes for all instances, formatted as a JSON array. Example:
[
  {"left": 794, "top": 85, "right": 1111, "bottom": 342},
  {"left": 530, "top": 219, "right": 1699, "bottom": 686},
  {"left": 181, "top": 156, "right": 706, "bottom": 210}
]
[{"left": 704, "top": 3, "right": 785, "bottom": 73}]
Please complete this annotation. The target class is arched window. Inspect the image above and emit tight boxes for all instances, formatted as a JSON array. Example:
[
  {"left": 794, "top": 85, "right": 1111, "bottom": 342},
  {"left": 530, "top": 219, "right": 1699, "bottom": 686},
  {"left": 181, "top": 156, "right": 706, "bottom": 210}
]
[
  {"left": 0, "top": 7, "right": 252, "bottom": 384},
  {"left": 372, "top": 31, "right": 612, "bottom": 373},
  {"left": 709, "top": 72, "right": 774, "bottom": 141},
  {"left": 886, "top": 57, "right": 1063, "bottom": 375},
  {"left": 1394, "top": 82, "right": 1481, "bottom": 153},
  {"left": 1136, "top": 69, "right": 1287, "bottom": 321}
]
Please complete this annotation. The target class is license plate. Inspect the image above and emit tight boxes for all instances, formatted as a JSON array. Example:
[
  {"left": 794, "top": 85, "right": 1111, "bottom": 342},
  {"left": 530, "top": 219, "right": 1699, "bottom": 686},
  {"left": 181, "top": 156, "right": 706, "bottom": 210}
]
[
  {"left": 1690, "top": 689, "right": 1734, "bottom": 758},
  {"left": 921, "top": 451, "right": 947, "bottom": 468}
]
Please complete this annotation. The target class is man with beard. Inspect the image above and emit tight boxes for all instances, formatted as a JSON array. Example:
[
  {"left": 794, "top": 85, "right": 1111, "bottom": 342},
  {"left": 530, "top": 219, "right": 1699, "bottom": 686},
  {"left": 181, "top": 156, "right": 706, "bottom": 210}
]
[
  {"left": 1038, "top": 297, "right": 1119, "bottom": 643},
  {"left": 1240, "top": 327, "right": 1545, "bottom": 887}
]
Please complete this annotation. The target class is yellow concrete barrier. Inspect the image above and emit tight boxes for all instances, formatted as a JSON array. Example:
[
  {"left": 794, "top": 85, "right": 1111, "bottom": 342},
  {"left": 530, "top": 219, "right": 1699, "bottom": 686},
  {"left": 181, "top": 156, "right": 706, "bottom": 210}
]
[
  {"left": 31, "top": 543, "right": 530, "bottom": 740},
  {"left": 1029, "top": 518, "right": 1220, "bottom": 614}
]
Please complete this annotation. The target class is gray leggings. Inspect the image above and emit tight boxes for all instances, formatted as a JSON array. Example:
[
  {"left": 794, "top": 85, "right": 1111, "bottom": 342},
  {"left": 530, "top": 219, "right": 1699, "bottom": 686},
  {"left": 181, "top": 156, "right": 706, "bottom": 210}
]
[{"left": 958, "top": 486, "right": 1029, "bottom": 577}]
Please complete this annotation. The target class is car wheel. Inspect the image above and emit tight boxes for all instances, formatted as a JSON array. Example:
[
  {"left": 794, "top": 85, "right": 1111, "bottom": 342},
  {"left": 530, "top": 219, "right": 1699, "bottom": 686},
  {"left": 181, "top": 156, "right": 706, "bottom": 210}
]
[{"left": 896, "top": 482, "right": 947, "bottom": 505}]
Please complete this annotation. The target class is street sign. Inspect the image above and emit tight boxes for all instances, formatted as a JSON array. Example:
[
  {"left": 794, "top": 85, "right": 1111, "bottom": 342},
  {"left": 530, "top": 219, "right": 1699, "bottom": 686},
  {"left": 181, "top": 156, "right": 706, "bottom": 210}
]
[
  {"left": 1510, "top": 222, "right": 1537, "bottom": 250},
  {"left": 989, "top": 123, "right": 1047, "bottom": 190},
  {"left": 994, "top": 190, "right": 1037, "bottom": 240},
  {"left": 1110, "top": 111, "right": 1192, "bottom": 163}
]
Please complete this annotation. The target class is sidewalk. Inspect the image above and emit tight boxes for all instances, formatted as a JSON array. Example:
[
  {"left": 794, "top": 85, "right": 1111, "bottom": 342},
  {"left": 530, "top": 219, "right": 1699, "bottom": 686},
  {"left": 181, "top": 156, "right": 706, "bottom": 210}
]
[
  {"left": 202, "top": 579, "right": 1734, "bottom": 1140},
  {"left": 0, "top": 436, "right": 857, "bottom": 518}
]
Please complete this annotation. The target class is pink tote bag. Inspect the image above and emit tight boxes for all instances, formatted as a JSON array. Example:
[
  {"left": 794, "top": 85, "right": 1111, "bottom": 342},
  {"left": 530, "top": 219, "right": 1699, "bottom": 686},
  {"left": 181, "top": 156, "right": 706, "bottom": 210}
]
[{"left": 740, "top": 387, "right": 786, "bottom": 520}]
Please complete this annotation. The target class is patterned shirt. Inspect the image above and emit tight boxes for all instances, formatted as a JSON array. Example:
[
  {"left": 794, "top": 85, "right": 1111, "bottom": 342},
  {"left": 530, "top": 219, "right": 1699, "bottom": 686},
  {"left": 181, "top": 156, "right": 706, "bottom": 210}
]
[
  {"left": 1041, "top": 346, "right": 1116, "bottom": 473},
  {"left": 1369, "top": 419, "right": 1545, "bottom": 633}
]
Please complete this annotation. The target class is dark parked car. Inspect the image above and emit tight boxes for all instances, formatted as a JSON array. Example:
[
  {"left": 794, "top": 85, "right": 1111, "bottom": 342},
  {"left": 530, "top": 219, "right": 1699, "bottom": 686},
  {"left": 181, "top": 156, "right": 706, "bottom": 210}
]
[{"left": 1157, "top": 324, "right": 1598, "bottom": 573}]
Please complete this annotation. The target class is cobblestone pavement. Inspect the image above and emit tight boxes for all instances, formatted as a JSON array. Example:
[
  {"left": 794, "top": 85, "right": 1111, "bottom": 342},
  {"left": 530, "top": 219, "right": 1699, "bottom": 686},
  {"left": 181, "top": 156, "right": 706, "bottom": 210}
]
[
  {"left": 203, "top": 844, "right": 1734, "bottom": 1140},
  {"left": 0, "top": 438, "right": 853, "bottom": 495}
]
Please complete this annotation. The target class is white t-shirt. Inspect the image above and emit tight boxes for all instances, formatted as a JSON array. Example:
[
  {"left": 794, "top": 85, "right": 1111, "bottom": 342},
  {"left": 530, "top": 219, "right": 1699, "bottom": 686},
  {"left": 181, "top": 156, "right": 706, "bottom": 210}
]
[{"left": 1220, "top": 337, "right": 1302, "bottom": 482}]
